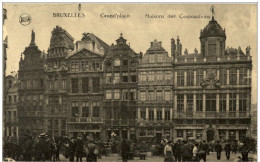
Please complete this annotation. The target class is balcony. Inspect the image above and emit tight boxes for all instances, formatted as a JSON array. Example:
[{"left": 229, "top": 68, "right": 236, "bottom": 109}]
[
  {"left": 67, "top": 117, "right": 103, "bottom": 124},
  {"left": 174, "top": 111, "right": 250, "bottom": 118},
  {"left": 18, "top": 111, "right": 44, "bottom": 117}
]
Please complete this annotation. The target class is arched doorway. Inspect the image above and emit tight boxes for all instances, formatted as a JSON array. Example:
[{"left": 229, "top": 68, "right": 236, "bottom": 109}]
[{"left": 207, "top": 130, "right": 215, "bottom": 142}]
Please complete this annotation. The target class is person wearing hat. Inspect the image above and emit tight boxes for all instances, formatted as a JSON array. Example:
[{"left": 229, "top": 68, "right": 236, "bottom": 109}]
[
  {"left": 75, "top": 135, "right": 85, "bottom": 162},
  {"left": 35, "top": 133, "right": 47, "bottom": 161},
  {"left": 215, "top": 141, "right": 222, "bottom": 160},
  {"left": 224, "top": 140, "right": 231, "bottom": 160},
  {"left": 164, "top": 140, "right": 174, "bottom": 162},
  {"left": 86, "top": 139, "right": 98, "bottom": 162}
]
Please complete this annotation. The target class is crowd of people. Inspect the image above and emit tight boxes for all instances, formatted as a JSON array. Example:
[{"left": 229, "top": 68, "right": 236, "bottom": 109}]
[
  {"left": 163, "top": 139, "right": 253, "bottom": 162},
  {"left": 3, "top": 134, "right": 256, "bottom": 162}
]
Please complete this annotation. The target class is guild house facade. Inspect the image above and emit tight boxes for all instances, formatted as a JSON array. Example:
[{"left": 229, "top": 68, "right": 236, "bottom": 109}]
[{"left": 16, "top": 15, "right": 252, "bottom": 142}]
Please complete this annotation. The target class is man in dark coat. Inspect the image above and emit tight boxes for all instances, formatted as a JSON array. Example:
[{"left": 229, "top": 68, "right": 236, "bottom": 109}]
[
  {"left": 215, "top": 141, "right": 222, "bottom": 160},
  {"left": 75, "top": 136, "right": 85, "bottom": 162},
  {"left": 86, "top": 139, "right": 98, "bottom": 162},
  {"left": 224, "top": 141, "right": 231, "bottom": 160},
  {"left": 68, "top": 138, "right": 76, "bottom": 162},
  {"left": 35, "top": 133, "right": 47, "bottom": 161},
  {"left": 121, "top": 139, "right": 130, "bottom": 162},
  {"left": 182, "top": 141, "right": 191, "bottom": 162}
]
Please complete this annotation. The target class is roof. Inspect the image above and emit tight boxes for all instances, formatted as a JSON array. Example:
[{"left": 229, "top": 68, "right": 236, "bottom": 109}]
[{"left": 200, "top": 17, "right": 226, "bottom": 39}]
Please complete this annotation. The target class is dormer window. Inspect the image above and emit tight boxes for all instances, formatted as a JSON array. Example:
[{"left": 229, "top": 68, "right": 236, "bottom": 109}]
[
  {"left": 208, "top": 43, "right": 216, "bottom": 56},
  {"left": 123, "top": 59, "right": 128, "bottom": 66},
  {"left": 114, "top": 58, "right": 120, "bottom": 66}
]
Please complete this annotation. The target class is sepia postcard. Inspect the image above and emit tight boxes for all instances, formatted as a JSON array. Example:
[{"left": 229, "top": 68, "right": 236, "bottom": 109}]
[{"left": 2, "top": 3, "right": 257, "bottom": 161}]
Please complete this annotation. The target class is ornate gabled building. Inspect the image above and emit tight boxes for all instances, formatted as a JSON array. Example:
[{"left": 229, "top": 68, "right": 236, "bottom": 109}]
[
  {"left": 137, "top": 40, "right": 173, "bottom": 143},
  {"left": 172, "top": 16, "right": 252, "bottom": 142},
  {"left": 103, "top": 34, "right": 139, "bottom": 140},
  {"left": 18, "top": 30, "right": 46, "bottom": 137},
  {"left": 66, "top": 33, "right": 110, "bottom": 139},
  {"left": 44, "top": 26, "right": 74, "bottom": 137}
]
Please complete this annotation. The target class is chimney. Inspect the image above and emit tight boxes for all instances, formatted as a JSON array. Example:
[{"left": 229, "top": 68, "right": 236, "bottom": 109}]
[
  {"left": 150, "top": 42, "right": 153, "bottom": 47},
  {"left": 159, "top": 41, "right": 162, "bottom": 47},
  {"left": 171, "top": 38, "right": 176, "bottom": 58}
]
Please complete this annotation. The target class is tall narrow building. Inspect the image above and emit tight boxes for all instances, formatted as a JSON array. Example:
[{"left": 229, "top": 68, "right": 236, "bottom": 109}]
[
  {"left": 18, "top": 30, "right": 45, "bottom": 137},
  {"left": 103, "top": 34, "right": 139, "bottom": 140},
  {"left": 137, "top": 40, "right": 173, "bottom": 143}
]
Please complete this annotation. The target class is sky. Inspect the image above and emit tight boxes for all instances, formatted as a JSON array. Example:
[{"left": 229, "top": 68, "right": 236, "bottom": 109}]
[{"left": 3, "top": 3, "right": 257, "bottom": 103}]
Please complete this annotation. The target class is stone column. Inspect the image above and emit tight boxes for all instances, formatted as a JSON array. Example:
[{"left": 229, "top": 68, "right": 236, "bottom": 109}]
[
  {"left": 227, "top": 69, "right": 230, "bottom": 85},
  {"left": 184, "top": 70, "right": 187, "bottom": 86},
  {"left": 226, "top": 130, "right": 229, "bottom": 140},
  {"left": 194, "top": 70, "right": 197, "bottom": 86},
  {"left": 154, "top": 108, "right": 157, "bottom": 121},
  {"left": 237, "top": 69, "right": 240, "bottom": 85},
  {"left": 217, "top": 69, "right": 220, "bottom": 80},
  {"left": 227, "top": 93, "right": 229, "bottom": 113},
  {"left": 174, "top": 71, "right": 177, "bottom": 87},
  {"left": 193, "top": 130, "right": 196, "bottom": 138},
  {"left": 216, "top": 92, "right": 219, "bottom": 113},
  {"left": 127, "top": 130, "right": 130, "bottom": 140},
  {"left": 236, "top": 93, "right": 239, "bottom": 117},
  {"left": 162, "top": 107, "right": 165, "bottom": 120},
  {"left": 184, "top": 94, "right": 187, "bottom": 113},
  {"left": 236, "top": 130, "right": 239, "bottom": 140},
  {"left": 138, "top": 108, "right": 141, "bottom": 120},
  {"left": 173, "top": 129, "right": 177, "bottom": 140},
  {"left": 174, "top": 94, "right": 177, "bottom": 118},
  {"left": 170, "top": 108, "right": 173, "bottom": 120},
  {"left": 6, "top": 127, "right": 9, "bottom": 137},
  {"left": 193, "top": 94, "right": 196, "bottom": 113},
  {"left": 183, "top": 130, "right": 187, "bottom": 140},
  {"left": 146, "top": 108, "right": 149, "bottom": 120},
  {"left": 203, "top": 94, "right": 206, "bottom": 113},
  {"left": 203, "top": 70, "right": 206, "bottom": 80},
  {"left": 247, "top": 68, "right": 250, "bottom": 85}
]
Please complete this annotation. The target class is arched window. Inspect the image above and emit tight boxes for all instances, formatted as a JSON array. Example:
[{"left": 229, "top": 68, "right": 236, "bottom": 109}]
[{"left": 114, "top": 58, "right": 120, "bottom": 66}]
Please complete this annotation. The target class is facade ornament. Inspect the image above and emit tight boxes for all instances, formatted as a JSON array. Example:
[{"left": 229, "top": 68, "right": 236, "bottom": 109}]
[
  {"left": 246, "top": 46, "right": 251, "bottom": 56},
  {"left": 184, "top": 48, "right": 188, "bottom": 55},
  {"left": 201, "top": 70, "right": 221, "bottom": 89},
  {"left": 194, "top": 48, "right": 198, "bottom": 56}
]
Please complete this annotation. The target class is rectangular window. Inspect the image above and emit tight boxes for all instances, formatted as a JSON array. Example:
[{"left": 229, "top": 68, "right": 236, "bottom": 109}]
[
  {"left": 149, "top": 55, "right": 155, "bottom": 63},
  {"left": 62, "top": 79, "right": 67, "bottom": 90},
  {"left": 71, "top": 61, "right": 75, "bottom": 72},
  {"left": 82, "top": 101, "right": 89, "bottom": 117},
  {"left": 208, "top": 44, "right": 216, "bottom": 56},
  {"left": 187, "top": 70, "right": 194, "bottom": 86},
  {"left": 113, "top": 73, "right": 120, "bottom": 84},
  {"left": 123, "top": 59, "right": 128, "bottom": 66},
  {"left": 164, "top": 91, "right": 171, "bottom": 101},
  {"left": 206, "top": 94, "right": 216, "bottom": 111},
  {"left": 177, "top": 130, "right": 183, "bottom": 137},
  {"left": 157, "top": 72, "right": 163, "bottom": 81},
  {"left": 239, "top": 68, "right": 247, "bottom": 85},
  {"left": 239, "top": 93, "right": 247, "bottom": 111},
  {"left": 229, "top": 68, "right": 237, "bottom": 85},
  {"left": 219, "top": 69, "right": 227, "bottom": 85},
  {"left": 140, "top": 91, "right": 146, "bottom": 101},
  {"left": 81, "top": 61, "right": 85, "bottom": 71},
  {"left": 40, "top": 79, "right": 44, "bottom": 88},
  {"left": 114, "top": 89, "right": 120, "bottom": 100},
  {"left": 165, "top": 72, "right": 172, "bottom": 81},
  {"left": 141, "top": 111, "right": 146, "bottom": 120},
  {"left": 122, "top": 90, "right": 129, "bottom": 101},
  {"left": 140, "top": 72, "right": 147, "bottom": 82},
  {"left": 229, "top": 93, "right": 236, "bottom": 112},
  {"left": 165, "top": 110, "right": 170, "bottom": 121},
  {"left": 187, "top": 94, "right": 193, "bottom": 112},
  {"left": 219, "top": 93, "right": 226, "bottom": 112},
  {"left": 106, "top": 73, "right": 112, "bottom": 83},
  {"left": 71, "top": 101, "right": 78, "bottom": 117},
  {"left": 177, "top": 70, "right": 184, "bottom": 86},
  {"left": 148, "top": 72, "right": 155, "bottom": 82},
  {"left": 149, "top": 110, "right": 154, "bottom": 120},
  {"left": 156, "top": 91, "right": 163, "bottom": 101},
  {"left": 14, "top": 95, "right": 17, "bottom": 103},
  {"left": 130, "top": 89, "right": 136, "bottom": 101},
  {"left": 8, "top": 96, "right": 11, "bottom": 104},
  {"left": 75, "top": 61, "right": 79, "bottom": 72},
  {"left": 157, "top": 54, "right": 163, "bottom": 62},
  {"left": 92, "top": 101, "right": 100, "bottom": 117},
  {"left": 149, "top": 91, "right": 155, "bottom": 101},
  {"left": 131, "top": 75, "right": 137, "bottom": 82},
  {"left": 196, "top": 69, "right": 204, "bottom": 86},
  {"left": 196, "top": 94, "right": 203, "bottom": 111},
  {"left": 82, "top": 78, "right": 89, "bottom": 93},
  {"left": 71, "top": 78, "right": 78, "bottom": 93},
  {"left": 39, "top": 95, "right": 43, "bottom": 107},
  {"left": 92, "top": 77, "right": 100, "bottom": 93},
  {"left": 177, "top": 94, "right": 184, "bottom": 112},
  {"left": 122, "top": 74, "right": 128, "bottom": 83},
  {"left": 106, "top": 90, "right": 112, "bottom": 100},
  {"left": 157, "top": 110, "right": 162, "bottom": 120},
  {"left": 54, "top": 80, "right": 59, "bottom": 90}
]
